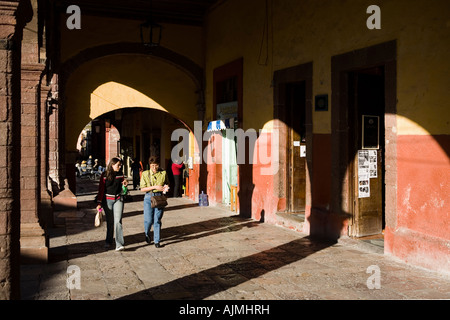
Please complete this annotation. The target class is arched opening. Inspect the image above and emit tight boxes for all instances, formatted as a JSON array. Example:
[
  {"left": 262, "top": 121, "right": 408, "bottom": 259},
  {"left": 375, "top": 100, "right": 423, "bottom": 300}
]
[
  {"left": 59, "top": 44, "right": 204, "bottom": 199},
  {"left": 74, "top": 107, "right": 193, "bottom": 201}
]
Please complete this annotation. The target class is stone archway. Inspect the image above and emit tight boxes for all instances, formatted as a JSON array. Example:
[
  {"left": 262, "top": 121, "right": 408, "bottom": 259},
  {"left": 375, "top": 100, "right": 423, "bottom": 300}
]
[
  {"left": 59, "top": 42, "right": 204, "bottom": 93},
  {"left": 55, "top": 43, "right": 205, "bottom": 195}
]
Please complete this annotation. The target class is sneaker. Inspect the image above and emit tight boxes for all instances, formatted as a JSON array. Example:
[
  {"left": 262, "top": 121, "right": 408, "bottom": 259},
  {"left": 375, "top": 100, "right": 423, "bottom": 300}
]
[
  {"left": 115, "top": 246, "right": 125, "bottom": 251},
  {"left": 104, "top": 242, "right": 113, "bottom": 249}
]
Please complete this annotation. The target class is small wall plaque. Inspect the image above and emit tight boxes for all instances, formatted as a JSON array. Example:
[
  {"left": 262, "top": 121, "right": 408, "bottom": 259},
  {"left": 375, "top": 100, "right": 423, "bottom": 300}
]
[{"left": 315, "top": 94, "right": 328, "bottom": 111}]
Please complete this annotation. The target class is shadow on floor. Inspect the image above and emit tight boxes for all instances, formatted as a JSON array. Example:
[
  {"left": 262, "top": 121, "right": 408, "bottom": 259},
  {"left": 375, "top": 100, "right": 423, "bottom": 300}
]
[{"left": 117, "top": 236, "right": 335, "bottom": 300}]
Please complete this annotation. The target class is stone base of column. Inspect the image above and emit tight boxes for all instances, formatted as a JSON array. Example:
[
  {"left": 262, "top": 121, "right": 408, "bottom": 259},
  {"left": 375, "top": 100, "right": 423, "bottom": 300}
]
[
  {"left": 20, "top": 223, "right": 48, "bottom": 264},
  {"left": 52, "top": 179, "right": 77, "bottom": 211},
  {"left": 40, "top": 191, "right": 54, "bottom": 228}
]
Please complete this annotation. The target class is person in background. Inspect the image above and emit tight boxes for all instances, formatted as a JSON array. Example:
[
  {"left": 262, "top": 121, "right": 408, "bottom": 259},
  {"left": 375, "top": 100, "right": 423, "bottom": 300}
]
[
  {"left": 130, "top": 157, "right": 141, "bottom": 190},
  {"left": 86, "top": 155, "right": 93, "bottom": 172},
  {"left": 171, "top": 158, "right": 185, "bottom": 198},
  {"left": 87, "top": 155, "right": 93, "bottom": 166},
  {"left": 96, "top": 157, "right": 128, "bottom": 251},
  {"left": 140, "top": 156, "right": 169, "bottom": 248},
  {"left": 75, "top": 161, "right": 82, "bottom": 177}
]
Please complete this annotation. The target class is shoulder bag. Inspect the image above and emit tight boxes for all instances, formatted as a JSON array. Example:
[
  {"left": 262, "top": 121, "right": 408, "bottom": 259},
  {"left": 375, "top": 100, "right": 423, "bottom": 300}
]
[{"left": 150, "top": 171, "right": 168, "bottom": 209}]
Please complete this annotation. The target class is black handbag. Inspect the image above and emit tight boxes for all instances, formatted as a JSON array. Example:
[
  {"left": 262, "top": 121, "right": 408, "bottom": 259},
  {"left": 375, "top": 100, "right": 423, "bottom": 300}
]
[{"left": 151, "top": 195, "right": 168, "bottom": 209}]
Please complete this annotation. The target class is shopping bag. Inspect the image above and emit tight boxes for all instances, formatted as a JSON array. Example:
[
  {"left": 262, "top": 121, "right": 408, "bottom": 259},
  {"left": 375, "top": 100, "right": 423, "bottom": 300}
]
[{"left": 94, "top": 208, "right": 103, "bottom": 227}]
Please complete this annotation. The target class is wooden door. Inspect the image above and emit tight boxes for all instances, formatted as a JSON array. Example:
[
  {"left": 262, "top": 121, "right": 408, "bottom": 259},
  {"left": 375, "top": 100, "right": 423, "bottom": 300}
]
[
  {"left": 286, "top": 82, "right": 306, "bottom": 213},
  {"left": 348, "top": 70, "right": 385, "bottom": 237}
]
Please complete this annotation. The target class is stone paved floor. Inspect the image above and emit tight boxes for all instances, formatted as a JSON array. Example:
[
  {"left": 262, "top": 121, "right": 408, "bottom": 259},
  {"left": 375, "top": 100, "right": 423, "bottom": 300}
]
[{"left": 20, "top": 179, "right": 450, "bottom": 301}]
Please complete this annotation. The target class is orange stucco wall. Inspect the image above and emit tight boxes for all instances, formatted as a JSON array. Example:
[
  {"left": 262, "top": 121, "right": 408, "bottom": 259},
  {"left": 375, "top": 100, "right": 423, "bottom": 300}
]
[{"left": 385, "top": 135, "right": 450, "bottom": 272}]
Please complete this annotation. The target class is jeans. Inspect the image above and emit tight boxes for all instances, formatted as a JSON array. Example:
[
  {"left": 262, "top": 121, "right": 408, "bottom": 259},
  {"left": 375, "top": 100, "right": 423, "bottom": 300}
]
[
  {"left": 105, "top": 197, "right": 124, "bottom": 248},
  {"left": 143, "top": 192, "right": 164, "bottom": 244}
]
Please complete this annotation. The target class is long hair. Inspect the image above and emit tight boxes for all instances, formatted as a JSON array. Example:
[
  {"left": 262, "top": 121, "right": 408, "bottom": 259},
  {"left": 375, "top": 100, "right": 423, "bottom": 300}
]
[{"left": 105, "top": 157, "right": 122, "bottom": 181}]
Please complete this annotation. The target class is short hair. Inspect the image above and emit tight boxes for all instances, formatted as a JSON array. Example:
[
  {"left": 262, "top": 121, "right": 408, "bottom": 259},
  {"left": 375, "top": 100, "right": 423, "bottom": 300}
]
[{"left": 149, "top": 156, "right": 159, "bottom": 165}]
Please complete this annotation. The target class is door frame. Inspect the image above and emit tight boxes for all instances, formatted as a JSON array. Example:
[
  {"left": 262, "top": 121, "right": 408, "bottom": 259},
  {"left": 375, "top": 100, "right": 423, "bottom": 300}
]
[
  {"left": 347, "top": 70, "right": 386, "bottom": 237},
  {"left": 273, "top": 62, "right": 313, "bottom": 214},
  {"left": 331, "top": 41, "right": 397, "bottom": 239},
  {"left": 212, "top": 58, "right": 243, "bottom": 205}
]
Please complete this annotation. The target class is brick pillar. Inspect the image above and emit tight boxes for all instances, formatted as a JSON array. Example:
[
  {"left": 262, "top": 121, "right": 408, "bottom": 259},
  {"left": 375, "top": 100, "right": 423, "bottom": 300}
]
[
  {"left": 48, "top": 81, "right": 61, "bottom": 195},
  {"left": 40, "top": 83, "right": 53, "bottom": 228},
  {"left": 108, "top": 124, "right": 120, "bottom": 161},
  {"left": 0, "top": 0, "right": 22, "bottom": 300},
  {"left": 20, "top": 63, "right": 47, "bottom": 264}
]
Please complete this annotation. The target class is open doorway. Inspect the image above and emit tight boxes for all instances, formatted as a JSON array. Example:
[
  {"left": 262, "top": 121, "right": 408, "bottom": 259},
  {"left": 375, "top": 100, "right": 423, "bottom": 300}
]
[
  {"left": 347, "top": 67, "right": 386, "bottom": 244},
  {"left": 273, "top": 62, "right": 313, "bottom": 225},
  {"left": 286, "top": 82, "right": 307, "bottom": 214},
  {"left": 331, "top": 40, "right": 397, "bottom": 250}
]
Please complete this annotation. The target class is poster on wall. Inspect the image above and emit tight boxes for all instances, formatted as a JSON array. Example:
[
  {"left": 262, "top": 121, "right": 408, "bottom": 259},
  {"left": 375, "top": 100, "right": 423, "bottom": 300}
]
[
  {"left": 358, "top": 174, "right": 370, "bottom": 198},
  {"left": 369, "top": 150, "right": 377, "bottom": 178},
  {"left": 358, "top": 150, "right": 370, "bottom": 198},
  {"left": 300, "top": 145, "right": 306, "bottom": 158}
]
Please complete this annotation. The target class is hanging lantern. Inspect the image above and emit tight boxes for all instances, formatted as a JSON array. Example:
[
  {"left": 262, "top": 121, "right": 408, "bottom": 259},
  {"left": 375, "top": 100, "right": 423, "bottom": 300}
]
[{"left": 140, "top": 19, "right": 162, "bottom": 47}]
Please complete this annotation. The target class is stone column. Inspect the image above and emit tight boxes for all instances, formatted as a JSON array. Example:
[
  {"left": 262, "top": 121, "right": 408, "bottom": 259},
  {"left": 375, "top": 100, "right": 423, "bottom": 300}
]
[
  {"left": 0, "top": 0, "right": 23, "bottom": 300},
  {"left": 40, "top": 83, "right": 53, "bottom": 228},
  {"left": 20, "top": 63, "right": 47, "bottom": 264},
  {"left": 19, "top": 0, "right": 48, "bottom": 264},
  {"left": 48, "top": 81, "right": 61, "bottom": 195}
]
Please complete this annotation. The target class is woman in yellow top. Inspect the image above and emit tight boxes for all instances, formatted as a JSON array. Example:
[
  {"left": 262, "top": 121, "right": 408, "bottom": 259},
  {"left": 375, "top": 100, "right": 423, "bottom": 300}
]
[{"left": 140, "top": 156, "right": 169, "bottom": 248}]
